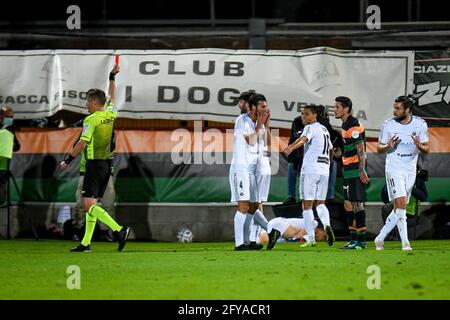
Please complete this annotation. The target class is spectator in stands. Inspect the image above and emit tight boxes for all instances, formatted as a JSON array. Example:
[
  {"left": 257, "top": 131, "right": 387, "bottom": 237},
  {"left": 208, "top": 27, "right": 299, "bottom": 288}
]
[{"left": 283, "top": 115, "right": 303, "bottom": 204}]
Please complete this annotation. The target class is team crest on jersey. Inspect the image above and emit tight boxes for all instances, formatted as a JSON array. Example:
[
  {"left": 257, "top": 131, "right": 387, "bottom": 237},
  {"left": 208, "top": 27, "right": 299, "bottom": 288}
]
[
  {"left": 351, "top": 130, "right": 360, "bottom": 139},
  {"left": 82, "top": 124, "right": 89, "bottom": 134}
]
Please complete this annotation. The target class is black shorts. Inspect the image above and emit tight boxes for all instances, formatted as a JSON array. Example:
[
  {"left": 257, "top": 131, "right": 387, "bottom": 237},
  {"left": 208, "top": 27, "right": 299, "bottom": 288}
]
[
  {"left": 343, "top": 178, "right": 366, "bottom": 202},
  {"left": 82, "top": 160, "right": 111, "bottom": 198}
]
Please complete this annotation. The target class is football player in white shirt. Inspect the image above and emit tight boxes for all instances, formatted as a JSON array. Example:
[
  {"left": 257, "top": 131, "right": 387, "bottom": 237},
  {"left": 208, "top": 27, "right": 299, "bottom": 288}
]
[
  {"left": 375, "top": 95, "right": 429, "bottom": 252},
  {"left": 283, "top": 106, "right": 335, "bottom": 247},
  {"left": 263, "top": 217, "right": 325, "bottom": 250},
  {"left": 229, "top": 93, "right": 269, "bottom": 250},
  {"left": 247, "top": 95, "right": 272, "bottom": 249},
  {"left": 238, "top": 91, "right": 252, "bottom": 114}
]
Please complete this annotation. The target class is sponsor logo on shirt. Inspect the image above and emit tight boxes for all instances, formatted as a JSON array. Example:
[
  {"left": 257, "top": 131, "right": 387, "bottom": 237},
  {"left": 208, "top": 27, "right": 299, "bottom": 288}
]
[
  {"left": 100, "top": 118, "right": 114, "bottom": 125},
  {"left": 397, "top": 153, "right": 413, "bottom": 157},
  {"left": 317, "top": 156, "right": 329, "bottom": 164},
  {"left": 82, "top": 124, "right": 89, "bottom": 134}
]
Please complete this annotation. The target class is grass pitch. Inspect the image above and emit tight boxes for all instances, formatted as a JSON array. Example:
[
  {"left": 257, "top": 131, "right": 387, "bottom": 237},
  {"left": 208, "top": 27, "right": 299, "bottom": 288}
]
[{"left": 0, "top": 239, "right": 449, "bottom": 300}]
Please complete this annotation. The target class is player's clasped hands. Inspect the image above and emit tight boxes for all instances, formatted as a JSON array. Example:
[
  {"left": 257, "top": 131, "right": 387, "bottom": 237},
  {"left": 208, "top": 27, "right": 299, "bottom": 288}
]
[
  {"left": 331, "top": 147, "right": 342, "bottom": 158},
  {"left": 283, "top": 144, "right": 293, "bottom": 156}
]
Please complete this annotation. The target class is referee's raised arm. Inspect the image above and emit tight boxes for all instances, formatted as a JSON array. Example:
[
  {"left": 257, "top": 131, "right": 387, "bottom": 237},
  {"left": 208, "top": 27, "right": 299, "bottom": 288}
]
[{"left": 107, "top": 64, "right": 120, "bottom": 106}]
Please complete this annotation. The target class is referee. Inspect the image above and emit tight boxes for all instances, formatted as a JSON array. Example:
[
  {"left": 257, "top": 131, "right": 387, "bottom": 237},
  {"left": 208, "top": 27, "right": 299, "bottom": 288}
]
[{"left": 60, "top": 63, "right": 130, "bottom": 252}]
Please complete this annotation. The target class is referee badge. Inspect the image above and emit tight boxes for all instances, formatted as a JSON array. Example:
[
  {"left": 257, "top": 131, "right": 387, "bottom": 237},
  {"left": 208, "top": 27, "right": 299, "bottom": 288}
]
[{"left": 82, "top": 124, "right": 89, "bottom": 134}]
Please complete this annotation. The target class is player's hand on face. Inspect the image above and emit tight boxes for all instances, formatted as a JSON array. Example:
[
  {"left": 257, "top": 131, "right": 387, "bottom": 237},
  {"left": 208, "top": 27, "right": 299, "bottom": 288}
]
[
  {"left": 111, "top": 64, "right": 120, "bottom": 75},
  {"left": 258, "top": 110, "right": 269, "bottom": 127},
  {"left": 59, "top": 161, "right": 68, "bottom": 170}
]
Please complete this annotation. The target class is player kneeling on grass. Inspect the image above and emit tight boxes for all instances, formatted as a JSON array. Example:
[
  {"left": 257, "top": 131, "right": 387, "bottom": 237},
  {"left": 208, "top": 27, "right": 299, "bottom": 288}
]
[
  {"left": 59, "top": 63, "right": 130, "bottom": 253},
  {"left": 263, "top": 217, "right": 325, "bottom": 250}
]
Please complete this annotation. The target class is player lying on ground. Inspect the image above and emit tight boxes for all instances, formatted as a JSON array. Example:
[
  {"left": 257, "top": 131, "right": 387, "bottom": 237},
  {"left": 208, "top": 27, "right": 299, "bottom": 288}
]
[{"left": 263, "top": 217, "right": 326, "bottom": 250}]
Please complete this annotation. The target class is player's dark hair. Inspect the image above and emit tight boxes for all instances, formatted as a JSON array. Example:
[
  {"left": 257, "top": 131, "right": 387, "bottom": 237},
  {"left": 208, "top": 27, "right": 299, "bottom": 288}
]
[
  {"left": 238, "top": 91, "right": 253, "bottom": 102},
  {"left": 303, "top": 105, "right": 319, "bottom": 115},
  {"left": 395, "top": 95, "right": 415, "bottom": 110},
  {"left": 335, "top": 96, "right": 352, "bottom": 112},
  {"left": 87, "top": 89, "right": 107, "bottom": 105},
  {"left": 248, "top": 93, "right": 266, "bottom": 109}
]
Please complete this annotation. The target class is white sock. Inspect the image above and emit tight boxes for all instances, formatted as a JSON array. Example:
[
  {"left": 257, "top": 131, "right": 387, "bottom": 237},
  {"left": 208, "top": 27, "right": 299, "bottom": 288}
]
[
  {"left": 303, "top": 209, "right": 315, "bottom": 242},
  {"left": 316, "top": 204, "right": 330, "bottom": 228},
  {"left": 243, "top": 214, "right": 254, "bottom": 245},
  {"left": 250, "top": 220, "right": 260, "bottom": 243},
  {"left": 378, "top": 209, "right": 398, "bottom": 241},
  {"left": 254, "top": 209, "right": 268, "bottom": 231},
  {"left": 234, "top": 211, "right": 247, "bottom": 247},
  {"left": 396, "top": 208, "right": 409, "bottom": 246}
]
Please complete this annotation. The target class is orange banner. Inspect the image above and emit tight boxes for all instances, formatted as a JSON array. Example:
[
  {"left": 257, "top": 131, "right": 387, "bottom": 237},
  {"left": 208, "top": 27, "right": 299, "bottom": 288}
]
[{"left": 15, "top": 127, "right": 450, "bottom": 154}]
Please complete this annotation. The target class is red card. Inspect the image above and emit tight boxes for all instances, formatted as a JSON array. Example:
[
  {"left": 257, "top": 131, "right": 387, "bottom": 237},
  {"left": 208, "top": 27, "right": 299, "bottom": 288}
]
[{"left": 115, "top": 55, "right": 119, "bottom": 65}]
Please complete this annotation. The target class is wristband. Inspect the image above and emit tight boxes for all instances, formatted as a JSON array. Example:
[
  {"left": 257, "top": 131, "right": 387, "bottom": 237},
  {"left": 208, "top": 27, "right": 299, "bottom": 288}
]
[
  {"left": 109, "top": 73, "right": 116, "bottom": 81},
  {"left": 64, "top": 154, "right": 75, "bottom": 164}
]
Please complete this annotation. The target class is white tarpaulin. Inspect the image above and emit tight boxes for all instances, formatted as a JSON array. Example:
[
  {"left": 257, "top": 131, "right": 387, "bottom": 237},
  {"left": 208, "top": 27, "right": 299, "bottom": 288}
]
[{"left": 0, "top": 48, "right": 414, "bottom": 137}]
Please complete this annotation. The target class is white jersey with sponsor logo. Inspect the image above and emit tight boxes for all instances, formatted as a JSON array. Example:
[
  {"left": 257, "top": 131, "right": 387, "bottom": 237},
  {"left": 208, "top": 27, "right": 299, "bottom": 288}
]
[
  {"left": 300, "top": 121, "right": 332, "bottom": 176},
  {"left": 230, "top": 113, "right": 257, "bottom": 171},
  {"left": 379, "top": 116, "right": 429, "bottom": 175}
]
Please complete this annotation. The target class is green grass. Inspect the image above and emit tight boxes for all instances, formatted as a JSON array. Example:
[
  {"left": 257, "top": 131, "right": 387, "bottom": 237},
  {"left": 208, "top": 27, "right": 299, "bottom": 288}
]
[{"left": 0, "top": 239, "right": 449, "bottom": 300}]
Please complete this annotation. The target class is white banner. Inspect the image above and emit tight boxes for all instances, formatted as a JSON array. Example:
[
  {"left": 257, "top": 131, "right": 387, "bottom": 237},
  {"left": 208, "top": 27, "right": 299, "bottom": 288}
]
[{"left": 0, "top": 48, "right": 414, "bottom": 137}]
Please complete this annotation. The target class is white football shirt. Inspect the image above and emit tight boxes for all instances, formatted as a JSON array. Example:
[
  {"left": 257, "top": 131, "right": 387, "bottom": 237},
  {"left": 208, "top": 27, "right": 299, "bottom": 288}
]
[
  {"left": 379, "top": 116, "right": 429, "bottom": 175},
  {"left": 231, "top": 113, "right": 256, "bottom": 171},
  {"left": 300, "top": 121, "right": 332, "bottom": 175}
]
